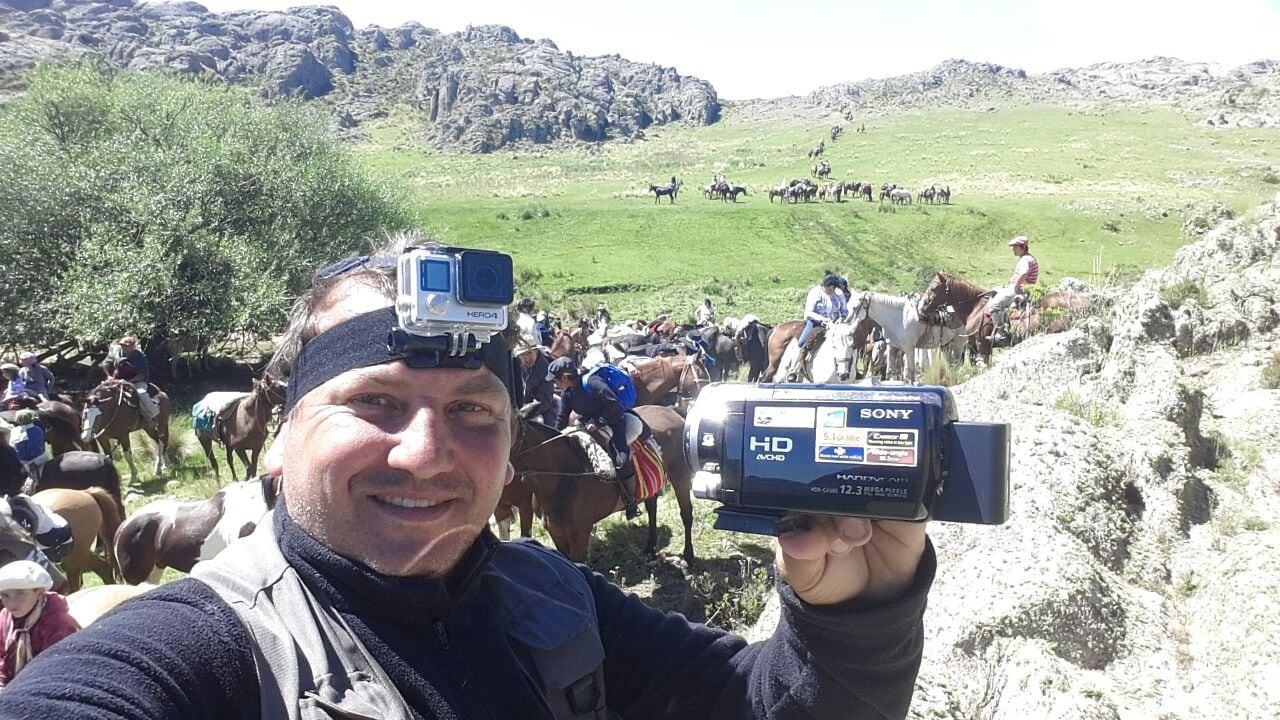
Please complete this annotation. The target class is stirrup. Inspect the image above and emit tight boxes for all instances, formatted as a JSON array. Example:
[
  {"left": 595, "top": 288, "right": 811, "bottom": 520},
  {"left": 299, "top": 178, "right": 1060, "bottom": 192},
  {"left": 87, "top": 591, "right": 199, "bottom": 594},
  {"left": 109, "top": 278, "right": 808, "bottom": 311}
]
[{"left": 624, "top": 502, "right": 640, "bottom": 520}]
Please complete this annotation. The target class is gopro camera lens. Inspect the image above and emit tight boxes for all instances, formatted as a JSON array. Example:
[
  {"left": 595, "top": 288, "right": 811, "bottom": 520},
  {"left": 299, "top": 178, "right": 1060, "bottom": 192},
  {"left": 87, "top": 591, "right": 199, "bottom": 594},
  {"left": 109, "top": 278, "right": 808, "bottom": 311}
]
[{"left": 458, "top": 250, "right": 515, "bottom": 305}]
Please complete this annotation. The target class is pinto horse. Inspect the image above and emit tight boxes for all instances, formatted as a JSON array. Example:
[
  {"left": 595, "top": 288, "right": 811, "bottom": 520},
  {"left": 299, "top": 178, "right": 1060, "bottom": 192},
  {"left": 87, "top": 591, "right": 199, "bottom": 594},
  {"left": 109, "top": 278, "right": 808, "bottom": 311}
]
[
  {"left": 80, "top": 379, "right": 171, "bottom": 483},
  {"left": 762, "top": 317, "right": 878, "bottom": 382},
  {"left": 195, "top": 375, "right": 287, "bottom": 482},
  {"left": 32, "top": 487, "right": 120, "bottom": 592},
  {"left": 509, "top": 406, "right": 694, "bottom": 564},
  {"left": 113, "top": 475, "right": 281, "bottom": 584}
]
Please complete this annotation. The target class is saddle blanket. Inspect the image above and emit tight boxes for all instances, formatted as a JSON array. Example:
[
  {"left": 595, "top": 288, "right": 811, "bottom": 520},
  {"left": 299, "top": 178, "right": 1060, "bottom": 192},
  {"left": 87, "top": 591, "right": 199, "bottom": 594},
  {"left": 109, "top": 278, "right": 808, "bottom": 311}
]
[
  {"left": 632, "top": 437, "right": 666, "bottom": 501},
  {"left": 569, "top": 432, "right": 666, "bottom": 500},
  {"left": 192, "top": 392, "right": 248, "bottom": 433}
]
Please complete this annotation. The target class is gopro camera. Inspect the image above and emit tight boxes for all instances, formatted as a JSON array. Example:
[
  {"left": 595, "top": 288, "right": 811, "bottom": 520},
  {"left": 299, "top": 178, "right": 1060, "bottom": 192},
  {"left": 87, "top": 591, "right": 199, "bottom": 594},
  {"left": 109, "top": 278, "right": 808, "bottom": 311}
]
[
  {"left": 395, "top": 244, "right": 514, "bottom": 351},
  {"left": 684, "top": 382, "right": 1010, "bottom": 536}
]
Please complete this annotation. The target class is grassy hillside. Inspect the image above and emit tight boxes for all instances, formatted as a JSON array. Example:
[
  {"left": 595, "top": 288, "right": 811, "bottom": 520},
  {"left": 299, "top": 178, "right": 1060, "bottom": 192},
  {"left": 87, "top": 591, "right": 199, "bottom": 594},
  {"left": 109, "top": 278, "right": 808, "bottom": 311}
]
[{"left": 357, "top": 103, "right": 1279, "bottom": 323}]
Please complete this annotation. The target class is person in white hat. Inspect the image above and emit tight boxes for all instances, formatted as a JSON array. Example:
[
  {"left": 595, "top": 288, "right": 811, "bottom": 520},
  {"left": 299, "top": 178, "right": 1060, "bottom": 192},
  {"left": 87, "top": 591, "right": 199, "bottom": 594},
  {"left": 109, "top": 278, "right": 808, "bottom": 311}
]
[
  {"left": 511, "top": 340, "right": 556, "bottom": 424},
  {"left": 0, "top": 364, "right": 25, "bottom": 406},
  {"left": 0, "top": 560, "right": 79, "bottom": 686},
  {"left": 985, "top": 235, "right": 1040, "bottom": 343},
  {"left": 16, "top": 354, "right": 54, "bottom": 403}
]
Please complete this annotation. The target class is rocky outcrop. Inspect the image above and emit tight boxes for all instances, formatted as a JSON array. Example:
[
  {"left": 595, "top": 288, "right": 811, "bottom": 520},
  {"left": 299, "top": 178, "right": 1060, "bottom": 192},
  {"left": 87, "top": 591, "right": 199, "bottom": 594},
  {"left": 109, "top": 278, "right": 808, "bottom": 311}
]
[
  {"left": 746, "top": 195, "right": 1280, "bottom": 718},
  {"left": 0, "top": 1, "right": 720, "bottom": 150},
  {"left": 801, "top": 57, "right": 1280, "bottom": 128}
]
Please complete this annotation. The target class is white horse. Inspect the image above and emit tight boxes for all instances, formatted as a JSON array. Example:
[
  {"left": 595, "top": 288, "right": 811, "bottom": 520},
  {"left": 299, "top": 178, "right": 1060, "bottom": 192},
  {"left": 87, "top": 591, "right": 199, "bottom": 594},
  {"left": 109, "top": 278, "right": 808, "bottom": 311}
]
[
  {"left": 777, "top": 321, "right": 860, "bottom": 383},
  {"left": 849, "top": 292, "right": 961, "bottom": 382}
]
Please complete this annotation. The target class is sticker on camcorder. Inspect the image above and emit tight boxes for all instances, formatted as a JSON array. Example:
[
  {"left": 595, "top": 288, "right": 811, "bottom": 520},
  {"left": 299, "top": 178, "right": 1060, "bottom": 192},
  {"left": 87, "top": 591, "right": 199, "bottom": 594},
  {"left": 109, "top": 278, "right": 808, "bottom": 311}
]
[
  {"left": 815, "top": 427, "right": 919, "bottom": 467},
  {"left": 752, "top": 406, "right": 815, "bottom": 429}
]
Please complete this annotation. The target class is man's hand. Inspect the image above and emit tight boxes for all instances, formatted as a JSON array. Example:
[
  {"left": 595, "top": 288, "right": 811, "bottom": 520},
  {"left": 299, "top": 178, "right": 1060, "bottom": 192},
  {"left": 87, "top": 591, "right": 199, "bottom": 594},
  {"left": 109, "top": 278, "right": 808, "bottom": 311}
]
[{"left": 776, "top": 516, "right": 926, "bottom": 606}]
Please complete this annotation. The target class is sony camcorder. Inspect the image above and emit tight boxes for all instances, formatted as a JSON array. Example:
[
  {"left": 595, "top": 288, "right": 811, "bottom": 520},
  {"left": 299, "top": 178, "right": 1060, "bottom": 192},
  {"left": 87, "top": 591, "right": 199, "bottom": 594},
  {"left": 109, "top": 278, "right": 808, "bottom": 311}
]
[
  {"left": 683, "top": 382, "right": 1010, "bottom": 535},
  {"left": 393, "top": 243, "right": 514, "bottom": 353}
]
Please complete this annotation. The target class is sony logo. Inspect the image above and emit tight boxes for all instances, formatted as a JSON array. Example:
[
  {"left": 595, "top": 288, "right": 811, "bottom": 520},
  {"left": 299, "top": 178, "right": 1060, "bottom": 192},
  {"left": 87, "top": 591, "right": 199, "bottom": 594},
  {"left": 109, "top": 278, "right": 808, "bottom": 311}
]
[
  {"left": 859, "top": 407, "right": 914, "bottom": 420},
  {"left": 466, "top": 311, "right": 501, "bottom": 319}
]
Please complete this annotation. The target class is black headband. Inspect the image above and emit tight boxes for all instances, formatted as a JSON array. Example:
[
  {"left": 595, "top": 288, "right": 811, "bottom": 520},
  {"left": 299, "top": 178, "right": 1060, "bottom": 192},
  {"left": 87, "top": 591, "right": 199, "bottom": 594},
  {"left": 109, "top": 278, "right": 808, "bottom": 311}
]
[{"left": 284, "top": 307, "right": 519, "bottom": 412}]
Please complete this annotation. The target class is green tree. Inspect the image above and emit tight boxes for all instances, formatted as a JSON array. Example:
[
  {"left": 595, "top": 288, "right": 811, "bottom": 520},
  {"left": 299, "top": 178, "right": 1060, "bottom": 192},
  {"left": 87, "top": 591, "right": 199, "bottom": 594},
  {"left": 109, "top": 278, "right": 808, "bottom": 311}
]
[{"left": 0, "top": 61, "right": 409, "bottom": 351}]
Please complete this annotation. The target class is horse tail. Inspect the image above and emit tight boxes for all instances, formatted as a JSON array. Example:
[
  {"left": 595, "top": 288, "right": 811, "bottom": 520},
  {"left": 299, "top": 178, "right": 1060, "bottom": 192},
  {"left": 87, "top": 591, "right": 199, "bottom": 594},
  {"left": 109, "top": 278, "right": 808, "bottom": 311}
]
[
  {"left": 86, "top": 486, "right": 123, "bottom": 581},
  {"left": 114, "top": 512, "right": 161, "bottom": 586},
  {"left": 99, "top": 459, "right": 127, "bottom": 521}
]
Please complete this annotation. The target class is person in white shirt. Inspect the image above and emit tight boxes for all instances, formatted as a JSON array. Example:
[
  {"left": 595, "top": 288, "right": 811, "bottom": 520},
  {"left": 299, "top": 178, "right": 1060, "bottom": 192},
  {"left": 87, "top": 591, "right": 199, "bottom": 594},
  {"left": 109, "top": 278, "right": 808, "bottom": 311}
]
[{"left": 986, "top": 236, "right": 1039, "bottom": 342}]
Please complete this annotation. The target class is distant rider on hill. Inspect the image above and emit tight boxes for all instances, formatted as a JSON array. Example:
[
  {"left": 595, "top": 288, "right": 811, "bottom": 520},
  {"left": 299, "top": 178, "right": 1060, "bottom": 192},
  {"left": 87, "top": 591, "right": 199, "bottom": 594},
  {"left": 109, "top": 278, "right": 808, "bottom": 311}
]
[{"left": 986, "top": 236, "right": 1039, "bottom": 343}]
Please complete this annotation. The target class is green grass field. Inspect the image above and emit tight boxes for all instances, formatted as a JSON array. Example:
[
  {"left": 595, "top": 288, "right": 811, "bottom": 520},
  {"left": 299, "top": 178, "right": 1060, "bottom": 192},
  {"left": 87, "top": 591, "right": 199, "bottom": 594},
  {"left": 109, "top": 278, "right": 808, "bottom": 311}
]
[{"left": 356, "top": 102, "right": 1279, "bottom": 325}]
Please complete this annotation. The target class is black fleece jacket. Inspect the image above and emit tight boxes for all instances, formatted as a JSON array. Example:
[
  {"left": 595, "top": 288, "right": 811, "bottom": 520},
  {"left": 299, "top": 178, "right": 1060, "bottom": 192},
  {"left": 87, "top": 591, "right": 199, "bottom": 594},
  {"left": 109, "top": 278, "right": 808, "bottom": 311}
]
[{"left": 0, "top": 508, "right": 936, "bottom": 719}]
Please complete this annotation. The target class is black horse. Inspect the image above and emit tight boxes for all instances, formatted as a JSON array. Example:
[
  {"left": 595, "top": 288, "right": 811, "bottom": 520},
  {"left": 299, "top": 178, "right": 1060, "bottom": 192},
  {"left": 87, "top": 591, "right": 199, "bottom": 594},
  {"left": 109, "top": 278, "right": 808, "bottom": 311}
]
[{"left": 649, "top": 179, "right": 682, "bottom": 204}]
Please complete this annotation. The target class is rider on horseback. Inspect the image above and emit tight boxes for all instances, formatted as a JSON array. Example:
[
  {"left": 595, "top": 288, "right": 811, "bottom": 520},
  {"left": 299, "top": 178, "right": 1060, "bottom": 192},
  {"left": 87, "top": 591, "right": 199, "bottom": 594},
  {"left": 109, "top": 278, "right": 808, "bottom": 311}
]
[
  {"left": 986, "top": 236, "right": 1039, "bottom": 343},
  {"left": 694, "top": 298, "right": 716, "bottom": 328},
  {"left": 9, "top": 410, "right": 48, "bottom": 489},
  {"left": 787, "top": 274, "right": 850, "bottom": 381},
  {"left": 107, "top": 337, "right": 161, "bottom": 430},
  {"left": 548, "top": 357, "right": 645, "bottom": 520},
  {"left": 17, "top": 354, "right": 54, "bottom": 403}
]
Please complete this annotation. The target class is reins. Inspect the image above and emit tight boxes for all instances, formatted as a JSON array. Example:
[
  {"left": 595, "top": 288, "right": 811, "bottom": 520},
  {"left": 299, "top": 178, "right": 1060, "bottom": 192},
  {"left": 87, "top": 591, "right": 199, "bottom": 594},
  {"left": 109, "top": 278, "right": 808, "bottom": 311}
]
[{"left": 90, "top": 382, "right": 130, "bottom": 441}]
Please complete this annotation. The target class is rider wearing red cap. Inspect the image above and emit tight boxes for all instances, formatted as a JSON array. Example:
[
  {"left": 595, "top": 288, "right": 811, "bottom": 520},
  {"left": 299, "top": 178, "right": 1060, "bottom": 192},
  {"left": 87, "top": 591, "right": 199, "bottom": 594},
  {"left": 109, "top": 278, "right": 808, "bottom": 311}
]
[{"left": 986, "top": 236, "right": 1039, "bottom": 343}]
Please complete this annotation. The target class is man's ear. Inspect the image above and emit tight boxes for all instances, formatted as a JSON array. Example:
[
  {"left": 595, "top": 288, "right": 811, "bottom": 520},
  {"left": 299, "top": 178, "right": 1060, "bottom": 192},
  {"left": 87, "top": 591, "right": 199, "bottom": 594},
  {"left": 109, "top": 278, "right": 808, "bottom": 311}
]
[
  {"left": 264, "top": 421, "right": 288, "bottom": 476},
  {"left": 504, "top": 461, "right": 514, "bottom": 487}
]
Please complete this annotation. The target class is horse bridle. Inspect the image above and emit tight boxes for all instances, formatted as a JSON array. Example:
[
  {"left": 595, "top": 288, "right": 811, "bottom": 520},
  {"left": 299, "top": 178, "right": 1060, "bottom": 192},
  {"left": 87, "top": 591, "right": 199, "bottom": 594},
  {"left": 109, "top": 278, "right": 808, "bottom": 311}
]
[{"left": 88, "top": 382, "right": 131, "bottom": 441}]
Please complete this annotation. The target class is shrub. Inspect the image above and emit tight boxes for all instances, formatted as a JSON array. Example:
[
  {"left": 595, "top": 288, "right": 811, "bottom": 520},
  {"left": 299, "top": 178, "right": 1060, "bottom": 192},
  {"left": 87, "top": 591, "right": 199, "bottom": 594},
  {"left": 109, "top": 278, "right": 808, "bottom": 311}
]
[
  {"left": 0, "top": 62, "right": 407, "bottom": 348},
  {"left": 1055, "top": 389, "right": 1118, "bottom": 427},
  {"left": 1261, "top": 352, "right": 1280, "bottom": 389},
  {"left": 1159, "top": 280, "right": 1208, "bottom": 309}
]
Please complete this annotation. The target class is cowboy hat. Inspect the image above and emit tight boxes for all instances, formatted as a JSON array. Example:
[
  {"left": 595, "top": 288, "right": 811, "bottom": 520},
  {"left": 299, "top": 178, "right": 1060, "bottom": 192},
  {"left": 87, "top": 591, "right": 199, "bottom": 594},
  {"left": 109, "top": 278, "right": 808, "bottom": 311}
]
[
  {"left": 510, "top": 339, "right": 539, "bottom": 358},
  {"left": 0, "top": 363, "right": 18, "bottom": 372}
]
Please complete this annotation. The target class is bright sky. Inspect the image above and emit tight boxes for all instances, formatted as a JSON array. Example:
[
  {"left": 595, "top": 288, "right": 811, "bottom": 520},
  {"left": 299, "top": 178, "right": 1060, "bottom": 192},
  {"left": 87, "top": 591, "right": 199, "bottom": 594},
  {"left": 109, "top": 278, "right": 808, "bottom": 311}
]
[{"left": 198, "top": 0, "right": 1280, "bottom": 99}]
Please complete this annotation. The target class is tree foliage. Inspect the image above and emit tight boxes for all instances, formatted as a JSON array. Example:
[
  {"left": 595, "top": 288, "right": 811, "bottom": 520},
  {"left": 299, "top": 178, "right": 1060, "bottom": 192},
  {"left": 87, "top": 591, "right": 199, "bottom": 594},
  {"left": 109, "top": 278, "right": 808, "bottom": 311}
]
[{"left": 0, "top": 61, "right": 408, "bottom": 350}]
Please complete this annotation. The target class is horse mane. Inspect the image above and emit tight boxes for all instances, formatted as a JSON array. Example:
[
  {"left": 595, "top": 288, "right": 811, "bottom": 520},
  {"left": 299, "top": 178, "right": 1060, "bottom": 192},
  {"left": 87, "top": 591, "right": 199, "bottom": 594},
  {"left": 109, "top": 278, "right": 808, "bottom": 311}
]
[{"left": 938, "top": 272, "right": 987, "bottom": 300}]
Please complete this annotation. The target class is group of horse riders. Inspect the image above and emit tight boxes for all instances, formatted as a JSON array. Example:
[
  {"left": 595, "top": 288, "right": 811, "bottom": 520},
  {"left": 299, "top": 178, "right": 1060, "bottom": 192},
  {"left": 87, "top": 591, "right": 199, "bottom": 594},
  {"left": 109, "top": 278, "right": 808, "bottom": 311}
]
[{"left": 783, "top": 234, "right": 1039, "bottom": 379}]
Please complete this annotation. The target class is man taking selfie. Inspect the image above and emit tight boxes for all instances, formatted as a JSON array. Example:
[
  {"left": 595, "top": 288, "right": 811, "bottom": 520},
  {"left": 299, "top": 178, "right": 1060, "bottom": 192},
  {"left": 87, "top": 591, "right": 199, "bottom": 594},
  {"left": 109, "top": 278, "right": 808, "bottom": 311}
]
[{"left": 0, "top": 234, "right": 935, "bottom": 719}]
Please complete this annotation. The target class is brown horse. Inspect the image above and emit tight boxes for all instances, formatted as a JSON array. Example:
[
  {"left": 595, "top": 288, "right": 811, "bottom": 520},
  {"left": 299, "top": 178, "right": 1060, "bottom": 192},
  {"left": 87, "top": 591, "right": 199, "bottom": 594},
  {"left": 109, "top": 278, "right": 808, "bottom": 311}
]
[
  {"left": 114, "top": 475, "right": 280, "bottom": 584},
  {"left": 625, "top": 350, "right": 708, "bottom": 410},
  {"left": 919, "top": 272, "right": 995, "bottom": 366},
  {"left": 762, "top": 317, "right": 879, "bottom": 382},
  {"left": 36, "top": 450, "right": 127, "bottom": 521},
  {"left": 493, "top": 471, "right": 535, "bottom": 541},
  {"left": 32, "top": 487, "right": 120, "bottom": 592},
  {"left": 80, "top": 380, "right": 171, "bottom": 482},
  {"left": 196, "top": 375, "right": 287, "bottom": 482},
  {"left": 509, "top": 405, "right": 694, "bottom": 564},
  {"left": 920, "top": 272, "right": 1093, "bottom": 362}
]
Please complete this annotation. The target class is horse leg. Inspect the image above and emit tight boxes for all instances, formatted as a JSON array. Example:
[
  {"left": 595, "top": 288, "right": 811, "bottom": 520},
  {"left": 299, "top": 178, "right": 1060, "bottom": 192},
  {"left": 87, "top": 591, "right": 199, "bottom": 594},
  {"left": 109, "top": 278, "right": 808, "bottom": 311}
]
[
  {"left": 243, "top": 448, "right": 260, "bottom": 481},
  {"left": 84, "top": 551, "right": 115, "bottom": 588},
  {"left": 199, "top": 435, "right": 219, "bottom": 482},
  {"left": 119, "top": 437, "right": 140, "bottom": 485},
  {"left": 643, "top": 495, "right": 659, "bottom": 556}
]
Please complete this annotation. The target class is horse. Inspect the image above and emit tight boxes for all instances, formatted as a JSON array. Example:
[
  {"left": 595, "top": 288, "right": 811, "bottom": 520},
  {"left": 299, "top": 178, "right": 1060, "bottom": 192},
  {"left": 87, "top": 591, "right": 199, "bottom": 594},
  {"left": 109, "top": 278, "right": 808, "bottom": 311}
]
[
  {"left": 734, "top": 317, "right": 772, "bottom": 382},
  {"left": 509, "top": 405, "right": 694, "bottom": 564},
  {"left": 692, "top": 325, "right": 738, "bottom": 382},
  {"left": 724, "top": 185, "right": 747, "bottom": 202},
  {"left": 35, "top": 451, "right": 127, "bottom": 521},
  {"left": 32, "top": 487, "right": 120, "bottom": 592},
  {"left": 848, "top": 291, "right": 962, "bottom": 381},
  {"left": 761, "top": 318, "right": 875, "bottom": 382},
  {"left": 769, "top": 185, "right": 788, "bottom": 203},
  {"left": 938, "top": 186, "right": 952, "bottom": 204},
  {"left": 66, "top": 583, "right": 156, "bottom": 627},
  {"left": 0, "top": 513, "right": 66, "bottom": 591},
  {"left": 151, "top": 334, "right": 210, "bottom": 380},
  {"left": 623, "top": 349, "right": 709, "bottom": 410},
  {"left": 114, "top": 475, "right": 281, "bottom": 584},
  {"left": 195, "top": 375, "right": 287, "bottom": 482},
  {"left": 774, "top": 321, "right": 861, "bottom": 383},
  {"left": 890, "top": 188, "right": 913, "bottom": 205},
  {"left": 649, "top": 180, "right": 682, "bottom": 204},
  {"left": 919, "top": 272, "right": 996, "bottom": 366},
  {"left": 80, "top": 379, "right": 171, "bottom": 482},
  {"left": 921, "top": 186, "right": 937, "bottom": 205},
  {"left": 859, "top": 183, "right": 873, "bottom": 201}
]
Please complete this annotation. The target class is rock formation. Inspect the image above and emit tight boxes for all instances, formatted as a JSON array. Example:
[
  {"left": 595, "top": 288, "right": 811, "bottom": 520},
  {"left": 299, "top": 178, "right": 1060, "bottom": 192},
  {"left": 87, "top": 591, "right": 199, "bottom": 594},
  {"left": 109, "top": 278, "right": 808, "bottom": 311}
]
[
  {"left": 746, "top": 194, "right": 1280, "bottom": 719},
  {"left": 0, "top": 0, "right": 720, "bottom": 151}
]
